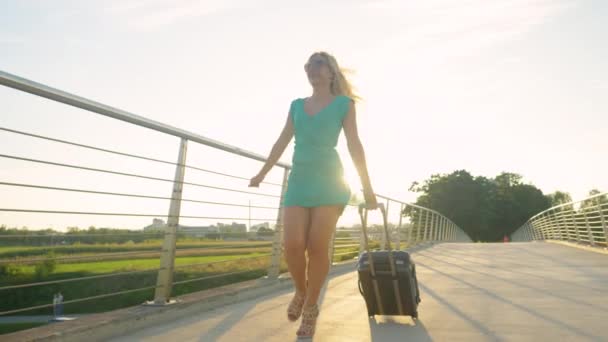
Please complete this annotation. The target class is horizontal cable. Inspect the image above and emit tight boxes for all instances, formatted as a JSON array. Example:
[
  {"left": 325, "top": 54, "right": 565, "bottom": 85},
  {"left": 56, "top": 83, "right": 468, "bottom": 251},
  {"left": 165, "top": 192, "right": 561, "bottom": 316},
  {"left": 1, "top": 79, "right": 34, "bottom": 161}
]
[
  {"left": 172, "top": 268, "right": 262, "bottom": 286},
  {"left": 333, "top": 243, "right": 360, "bottom": 249},
  {"left": 0, "top": 231, "right": 276, "bottom": 238},
  {"left": 0, "top": 244, "right": 273, "bottom": 264},
  {"left": 0, "top": 208, "right": 276, "bottom": 221},
  {"left": 0, "top": 126, "right": 283, "bottom": 187},
  {"left": 173, "top": 254, "right": 271, "bottom": 270},
  {"left": 0, "top": 284, "right": 160, "bottom": 316},
  {"left": 0, "top": 154, "right": 279, "bottom": 198},
  {"left": 0, "top": 267, "right": 160, "bottom": 291},
  {"left": 0, "top": 182, "right": 279, "bottom": 210},
  {"left": 0, "top": 232, "right": 162, "bottom": 238},
  {"left": 0, "top": 250, "right": 163, "bottom": 265},
  {"left": 333, "top": 251, "right": 359, "bottom": 257}
]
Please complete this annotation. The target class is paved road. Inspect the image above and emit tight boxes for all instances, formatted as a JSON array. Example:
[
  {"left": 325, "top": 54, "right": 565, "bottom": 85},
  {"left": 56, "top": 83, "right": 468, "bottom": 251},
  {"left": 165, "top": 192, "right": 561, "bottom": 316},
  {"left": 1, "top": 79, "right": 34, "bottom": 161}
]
[{"left": 109, "top": 242, "right": 608, "bottom": 342}]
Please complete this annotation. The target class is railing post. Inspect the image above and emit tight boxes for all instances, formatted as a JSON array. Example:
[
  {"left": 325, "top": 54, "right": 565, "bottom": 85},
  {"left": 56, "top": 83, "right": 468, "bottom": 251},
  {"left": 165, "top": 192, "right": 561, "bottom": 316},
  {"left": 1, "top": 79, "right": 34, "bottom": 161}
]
[
  {"left": 437, "top": 216, "right": 443, "bottom": 241},
  {"left": 152, "top": 138, "right": 188, "bottom": 304},
  {"left": 415, "top": 209, "right": 422, "bottom": 244},
  {"left": 418, "top": 210, "right": 426, "bottom": 243},
  {"left": 532, "top": 216, "right": 545, "bottom": 240},
  {"left": 396, "top": 203, "right": 403, "bottom": 250},
  {"left": 564, "top": 208, "right": 572, "bottom": 240},
  {"left": 549, "top": 211, "right": 557, "bottom": 240},
  {"left": 447, "top": 222, "right": 451, "bottom": 241},
  {"left": 526, "top": 223, "right": 534, "bottom": 241},
  {"left": 528, "top": 222, "right": 535, "bottom": 240},
  {"left": 558, "top": 209, "right": 568, "bottom": 241},
  {"left": 434, "top": 214, "right": 440, "bottom": 241},
  {"left": 597, "top": 199, "right": 608, "bottom": 244},
  {"left": 582, "top": 207, "right": 595, "bottom": 246},
  {"left": 328, "top": 230, "right": 336, "bottom": 267},
  {"left": 434, "top": 216, "right": 440, "bottom": 241},
  {"left": 570, "top": 207, "right": 581, "bottom": 243},
  {"left": 381, "top": 199, "right": 389, "bottom": 249},
  {"left": 554, "top": 210, "right": 562, "bottom": 240},
  {"left": 540, "top": 213, "right": 548, "bottom": 240},
  {"left": 435, "top": 216, "right": 443, "bottom": 241},
  {"left": 267, "top": 167, "right": 290, "bottom": 279},
  {"left": 438, "top": 217, "right": 443, "bottom": 241},
  {"left": 450, "top": 222, "right": 454, "bottom": 241},
  {"left": 426, "top": 213, "right": 433, "bottom": 241},
  {"left": 537, "top": 214, "right": 545, "bottom": 240},
  {"left": 359, "top": 220, "right": 365, "bottom": 255},
  {"left": 407, "top": 206, "right": 414, "bottom": 245}
]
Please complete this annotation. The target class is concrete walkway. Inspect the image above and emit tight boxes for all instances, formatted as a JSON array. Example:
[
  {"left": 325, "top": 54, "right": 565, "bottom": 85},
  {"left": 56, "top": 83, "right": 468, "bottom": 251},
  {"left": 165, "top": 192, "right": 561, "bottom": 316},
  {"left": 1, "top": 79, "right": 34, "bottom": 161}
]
[
  {"left": 109, "top": 242, "right": 608, "bottom": 342},
  {"left": 0, "top": 315, "right": 85, "bottom": 323}
]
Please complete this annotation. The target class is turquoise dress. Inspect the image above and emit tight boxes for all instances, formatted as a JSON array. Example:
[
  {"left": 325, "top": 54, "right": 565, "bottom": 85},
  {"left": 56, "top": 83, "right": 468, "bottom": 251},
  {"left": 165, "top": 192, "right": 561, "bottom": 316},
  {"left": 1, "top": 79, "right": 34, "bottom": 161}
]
[{"left": 282, "top": 95, "right": 352, "bottom": 213}]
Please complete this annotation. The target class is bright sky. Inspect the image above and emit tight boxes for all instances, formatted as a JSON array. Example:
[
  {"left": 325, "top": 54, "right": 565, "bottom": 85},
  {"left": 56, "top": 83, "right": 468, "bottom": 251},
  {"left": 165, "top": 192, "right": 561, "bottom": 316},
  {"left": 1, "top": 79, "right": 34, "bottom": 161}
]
[{"left": 1, "top": 0, "right": 607, "bottom": 231}]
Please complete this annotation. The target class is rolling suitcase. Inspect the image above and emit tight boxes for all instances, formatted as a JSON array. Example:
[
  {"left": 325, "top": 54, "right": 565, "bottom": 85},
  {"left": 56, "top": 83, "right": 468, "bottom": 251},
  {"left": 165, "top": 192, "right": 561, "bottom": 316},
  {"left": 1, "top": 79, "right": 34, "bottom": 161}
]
[{"left": 357, "top": 203, "right": 421, "bottom": 318}]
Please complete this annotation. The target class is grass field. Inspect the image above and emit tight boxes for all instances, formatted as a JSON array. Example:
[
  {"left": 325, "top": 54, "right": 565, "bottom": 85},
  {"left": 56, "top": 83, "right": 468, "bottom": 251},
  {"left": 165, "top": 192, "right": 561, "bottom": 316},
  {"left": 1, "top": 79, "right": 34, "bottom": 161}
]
[
  {"left": 0, "top": 240, "right": 272, "bottom": 260},
  {"left": 0, "top": 237, "right": 374, "bottom": 335},
  {"left": 0, "top": 322, "right": 47, "bottom": 335}
]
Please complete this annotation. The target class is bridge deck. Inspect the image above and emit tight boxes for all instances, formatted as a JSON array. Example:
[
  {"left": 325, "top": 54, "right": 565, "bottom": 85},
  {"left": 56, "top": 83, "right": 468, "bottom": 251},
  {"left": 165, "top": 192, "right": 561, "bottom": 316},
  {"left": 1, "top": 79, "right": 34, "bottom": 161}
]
[{"left": 110, "top": 242, "right": 608, "bottom": 342}]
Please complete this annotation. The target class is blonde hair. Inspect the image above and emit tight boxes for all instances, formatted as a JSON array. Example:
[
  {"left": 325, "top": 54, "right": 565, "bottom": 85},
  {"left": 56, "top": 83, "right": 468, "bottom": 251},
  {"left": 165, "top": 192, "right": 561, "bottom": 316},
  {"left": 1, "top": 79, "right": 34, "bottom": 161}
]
[{"left": 309, "top": 51, "right": 361, "bottom": 102}]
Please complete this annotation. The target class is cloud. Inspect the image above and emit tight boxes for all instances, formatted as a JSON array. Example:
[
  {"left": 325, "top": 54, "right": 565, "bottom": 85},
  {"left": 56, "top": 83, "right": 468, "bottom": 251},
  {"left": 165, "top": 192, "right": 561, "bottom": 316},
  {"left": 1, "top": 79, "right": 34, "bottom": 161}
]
[
  {"left": 0, "top": 33, "right": 26, "bottom": 45},
  {"left": 361, "top": 0, "right": 577, "bottom": 58},
  {"left": 103, "top": 0, "right": 252, "bottom": 31}
]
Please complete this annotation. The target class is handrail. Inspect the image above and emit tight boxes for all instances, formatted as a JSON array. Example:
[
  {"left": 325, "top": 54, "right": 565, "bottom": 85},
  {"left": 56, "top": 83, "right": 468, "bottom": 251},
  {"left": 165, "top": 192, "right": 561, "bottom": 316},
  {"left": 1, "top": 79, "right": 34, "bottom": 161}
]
[
  {"left": 511, "top": 192, "right": 607, "bottom": 246},
  {"left": 0, "top": 70, "right": 291, "bottom": 169},
  {"left": 528, "top": 191, "right": 608, "bottom": 221}
]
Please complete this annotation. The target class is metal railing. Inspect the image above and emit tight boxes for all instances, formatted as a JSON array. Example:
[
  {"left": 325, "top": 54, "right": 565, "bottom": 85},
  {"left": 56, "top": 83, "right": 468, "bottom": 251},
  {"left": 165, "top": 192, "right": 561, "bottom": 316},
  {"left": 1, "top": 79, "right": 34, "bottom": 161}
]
[
  {"left": 0, "top": 70, "right": 469, "bottom": 319},
  {"left": 511, "top": 192, "right": 608, "bottom": 247},
  {"left": 329, "top": 194, "right": 471, "bottom": 265}
]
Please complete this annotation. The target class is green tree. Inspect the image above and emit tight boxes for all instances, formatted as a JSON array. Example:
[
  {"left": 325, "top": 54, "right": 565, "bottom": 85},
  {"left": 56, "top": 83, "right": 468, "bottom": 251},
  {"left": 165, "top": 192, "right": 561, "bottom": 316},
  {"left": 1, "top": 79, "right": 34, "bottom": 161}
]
[
  {"left": 34, "top": 251, "right": 57, "bottom": 279},
  {"left": 580, "top": 189, "right": 607, "bottom": 212},
  {"left": 546, "top": 191, "right": 573, "bottom": 207},
  {"left": 407, "top": 170, "right": 551, "bottom": 242}
]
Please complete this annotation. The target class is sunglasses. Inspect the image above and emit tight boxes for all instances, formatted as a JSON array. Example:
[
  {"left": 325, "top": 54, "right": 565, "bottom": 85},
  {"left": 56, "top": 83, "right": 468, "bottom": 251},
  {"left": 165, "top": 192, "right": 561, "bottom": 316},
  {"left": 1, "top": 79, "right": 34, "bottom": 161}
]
[{"left": 305, "top": 58, "right": 328, "bottom": 69}]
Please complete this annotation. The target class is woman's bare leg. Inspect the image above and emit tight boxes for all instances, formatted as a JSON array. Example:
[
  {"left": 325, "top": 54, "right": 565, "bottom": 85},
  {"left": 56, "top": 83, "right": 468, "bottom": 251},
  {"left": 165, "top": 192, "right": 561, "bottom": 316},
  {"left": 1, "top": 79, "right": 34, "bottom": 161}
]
[
  {"left": 304, "top": 205, "right": 342, "bottom": 307},
  {"left": 283, "top": 206, "right": 311, "bottom": 295}
]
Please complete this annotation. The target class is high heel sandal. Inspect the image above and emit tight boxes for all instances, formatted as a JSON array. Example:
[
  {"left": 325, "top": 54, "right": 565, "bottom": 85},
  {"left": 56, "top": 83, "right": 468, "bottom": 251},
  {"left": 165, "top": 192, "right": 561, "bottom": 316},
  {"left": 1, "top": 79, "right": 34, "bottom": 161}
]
[
  {"left": 296, "top": 304, "right": 319, "bottom": 339},
  {"left": 287, "top": 292, "right": 306, "bottom": 322}
]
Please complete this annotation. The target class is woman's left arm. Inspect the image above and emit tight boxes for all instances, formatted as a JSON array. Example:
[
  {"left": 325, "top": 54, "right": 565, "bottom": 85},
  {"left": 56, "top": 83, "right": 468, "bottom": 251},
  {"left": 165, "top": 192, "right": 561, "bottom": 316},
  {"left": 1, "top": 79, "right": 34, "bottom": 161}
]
[{"left": 343, "top": 100, "right": 378, "bottom": 209}]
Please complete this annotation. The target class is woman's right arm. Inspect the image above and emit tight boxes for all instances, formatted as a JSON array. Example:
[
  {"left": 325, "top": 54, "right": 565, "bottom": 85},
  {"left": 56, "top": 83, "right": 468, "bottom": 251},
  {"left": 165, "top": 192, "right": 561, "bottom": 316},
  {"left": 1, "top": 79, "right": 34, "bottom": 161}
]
[{"left": 252, "top": 110, "right": 294, "bottom": 181}]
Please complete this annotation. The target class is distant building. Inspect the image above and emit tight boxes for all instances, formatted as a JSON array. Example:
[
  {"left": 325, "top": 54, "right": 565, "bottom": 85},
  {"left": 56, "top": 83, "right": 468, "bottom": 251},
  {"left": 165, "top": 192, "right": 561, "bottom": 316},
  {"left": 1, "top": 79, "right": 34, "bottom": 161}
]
[
  {"left": 179, "top": 225, "right": 219, "bottom": 237},
  {"left": 143, "top": 219, "right": 166, "bottom": 232},
  {"left": 217, "top": 222, "right": 247, "bottom": 234},
  {"left": 249, "top": 222, "right": 270, "bottom": 232},
  {"left": 143, "top": 219, "right": 244, "bottom": 238}
]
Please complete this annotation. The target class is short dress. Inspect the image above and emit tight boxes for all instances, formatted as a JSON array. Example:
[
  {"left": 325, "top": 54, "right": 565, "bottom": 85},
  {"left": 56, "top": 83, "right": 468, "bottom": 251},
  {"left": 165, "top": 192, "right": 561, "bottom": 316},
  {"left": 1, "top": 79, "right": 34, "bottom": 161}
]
[{"left": 281, "top": 95, "right": 353, "bottom": 215}]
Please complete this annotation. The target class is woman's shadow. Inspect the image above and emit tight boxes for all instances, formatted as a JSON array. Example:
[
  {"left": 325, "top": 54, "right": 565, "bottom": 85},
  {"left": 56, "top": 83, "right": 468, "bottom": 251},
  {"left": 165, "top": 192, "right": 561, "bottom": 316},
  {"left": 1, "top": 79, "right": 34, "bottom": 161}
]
[{"left": 368, "top": 314, "right": 432, "bottom": 342}]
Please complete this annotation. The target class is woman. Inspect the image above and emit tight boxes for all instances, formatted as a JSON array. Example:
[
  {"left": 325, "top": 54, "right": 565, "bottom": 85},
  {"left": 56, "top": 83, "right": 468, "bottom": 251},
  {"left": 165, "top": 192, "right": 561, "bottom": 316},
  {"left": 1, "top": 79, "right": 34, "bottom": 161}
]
[{"left": 249, "top": 51, "right": 378, "bottom": 339}]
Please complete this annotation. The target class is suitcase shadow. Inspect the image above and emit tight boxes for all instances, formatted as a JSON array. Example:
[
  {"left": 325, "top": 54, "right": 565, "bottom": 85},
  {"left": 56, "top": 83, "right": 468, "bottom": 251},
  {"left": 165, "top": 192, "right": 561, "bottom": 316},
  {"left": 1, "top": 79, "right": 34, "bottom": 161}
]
[{"left": 368, "top": 315, "right": 432, "bottom": 341}]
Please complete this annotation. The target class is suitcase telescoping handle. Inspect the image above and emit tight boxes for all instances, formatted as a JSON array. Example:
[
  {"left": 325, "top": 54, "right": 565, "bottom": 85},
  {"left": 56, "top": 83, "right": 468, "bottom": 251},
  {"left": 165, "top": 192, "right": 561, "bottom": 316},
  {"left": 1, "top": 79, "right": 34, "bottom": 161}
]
[{"left": 358, "top": 202, "right": 405, "bottom": 316}]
